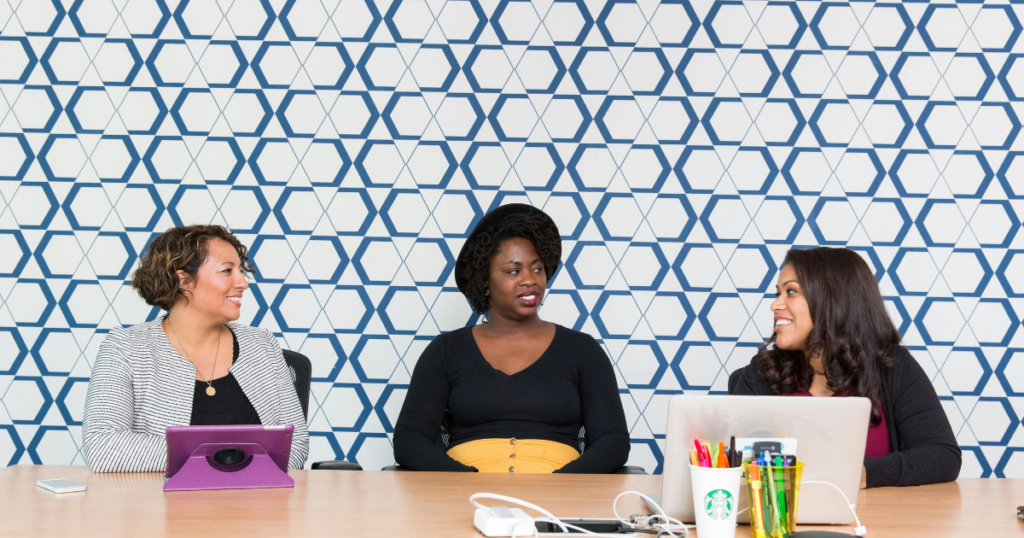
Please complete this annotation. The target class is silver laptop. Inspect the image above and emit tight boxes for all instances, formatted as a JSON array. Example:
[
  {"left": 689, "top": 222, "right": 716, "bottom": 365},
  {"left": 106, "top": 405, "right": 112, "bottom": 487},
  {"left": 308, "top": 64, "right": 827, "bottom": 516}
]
[{"left": 657, "top": 395, "right": 870, "bottom": 525}]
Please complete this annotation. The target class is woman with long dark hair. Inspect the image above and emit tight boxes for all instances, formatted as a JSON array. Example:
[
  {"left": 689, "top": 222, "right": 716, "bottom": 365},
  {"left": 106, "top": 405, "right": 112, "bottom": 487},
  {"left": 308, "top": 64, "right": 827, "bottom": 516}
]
[{"left": 729, "top": 247, "right": 960, "bottom": 488}]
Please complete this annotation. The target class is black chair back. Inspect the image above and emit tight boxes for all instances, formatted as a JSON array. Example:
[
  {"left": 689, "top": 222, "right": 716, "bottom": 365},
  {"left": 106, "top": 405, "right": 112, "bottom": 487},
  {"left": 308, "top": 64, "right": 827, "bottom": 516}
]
[{"left": 282, "top": 350, "right": 311, "bottom": 419}]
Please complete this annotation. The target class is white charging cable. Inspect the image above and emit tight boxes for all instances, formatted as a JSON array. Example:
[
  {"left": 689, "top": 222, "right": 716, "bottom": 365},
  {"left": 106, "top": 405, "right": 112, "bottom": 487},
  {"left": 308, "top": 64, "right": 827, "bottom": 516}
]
[
  {"left": 612, "top": 490, "right": 691, "bottom": 536},
  {"left": 471, "top": 482, "right": 861, "bottom": 538},
  {"left": 801, "top": 481, "right": 867, "bottom": 536},
  {"left": 471, "top": 491, "right": 692, "bottom": 537}
]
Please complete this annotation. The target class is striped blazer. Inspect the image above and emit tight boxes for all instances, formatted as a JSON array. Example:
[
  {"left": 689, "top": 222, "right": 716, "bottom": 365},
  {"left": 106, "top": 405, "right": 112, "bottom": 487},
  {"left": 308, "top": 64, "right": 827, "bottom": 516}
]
[{"left": 82, "top": 319, "right": 309, "bottom": 472}]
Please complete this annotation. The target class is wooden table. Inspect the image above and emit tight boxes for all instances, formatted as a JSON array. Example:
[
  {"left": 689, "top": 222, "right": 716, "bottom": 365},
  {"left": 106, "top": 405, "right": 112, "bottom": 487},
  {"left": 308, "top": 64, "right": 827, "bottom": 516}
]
[{"left": 1, "top": 466, "right": 1022, "bottom": 537}]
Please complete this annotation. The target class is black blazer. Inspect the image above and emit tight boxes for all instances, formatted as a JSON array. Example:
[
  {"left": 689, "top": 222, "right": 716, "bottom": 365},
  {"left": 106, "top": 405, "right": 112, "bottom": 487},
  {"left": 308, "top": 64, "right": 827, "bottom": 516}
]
[{"left": 729, "top": 345, "right": 961, "bottom": 488}]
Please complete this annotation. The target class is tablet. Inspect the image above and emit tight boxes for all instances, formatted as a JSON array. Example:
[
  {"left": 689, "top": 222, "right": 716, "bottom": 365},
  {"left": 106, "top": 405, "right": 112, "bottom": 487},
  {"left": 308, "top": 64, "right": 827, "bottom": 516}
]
[{"left": 165, "top": 424, "right": 294, "bottom": 478}]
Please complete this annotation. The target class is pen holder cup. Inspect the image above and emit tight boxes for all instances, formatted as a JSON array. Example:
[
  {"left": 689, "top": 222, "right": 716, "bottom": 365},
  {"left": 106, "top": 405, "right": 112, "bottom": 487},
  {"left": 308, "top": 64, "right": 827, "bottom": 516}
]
[
  {"left": 743, "top": 460, "right": 803, "bottom": 538},
  {"left": 689, "top": 464, "right": 744, "bottom": 538}
]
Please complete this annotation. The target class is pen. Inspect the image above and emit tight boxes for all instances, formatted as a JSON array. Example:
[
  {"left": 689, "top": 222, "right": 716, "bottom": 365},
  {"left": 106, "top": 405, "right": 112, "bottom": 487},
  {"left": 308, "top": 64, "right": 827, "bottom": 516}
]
[
  {"left": 690, "top": 449, "right": 698, "bottom": 466},
  {"left": 694, "top": 440, "right": 705, "bottom": 466},
  {"left": 789, "top": 457, "right": 801, "bottom": 534},
  {"left": 785, "top": 456, "right": 794, "bottom": 532},
  {"left": 702, "top": 442, "right": 713, "bottom": 467},
  {"left": 729, "top": 436, "right": 736, "bottom": 467}
]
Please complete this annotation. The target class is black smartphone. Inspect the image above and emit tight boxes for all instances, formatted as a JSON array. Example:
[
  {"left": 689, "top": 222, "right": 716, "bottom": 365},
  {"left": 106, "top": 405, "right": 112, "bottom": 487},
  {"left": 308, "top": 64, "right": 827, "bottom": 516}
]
[{"left": 534, "top": 519, "right": 633, "bottom": 533}]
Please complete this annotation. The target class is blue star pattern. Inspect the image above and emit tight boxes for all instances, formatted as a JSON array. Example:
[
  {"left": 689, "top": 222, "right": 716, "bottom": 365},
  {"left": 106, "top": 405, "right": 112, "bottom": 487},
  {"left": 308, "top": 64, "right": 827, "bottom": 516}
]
[{"left": 0, "top": 0, "right": 1023, "bottom": 477}]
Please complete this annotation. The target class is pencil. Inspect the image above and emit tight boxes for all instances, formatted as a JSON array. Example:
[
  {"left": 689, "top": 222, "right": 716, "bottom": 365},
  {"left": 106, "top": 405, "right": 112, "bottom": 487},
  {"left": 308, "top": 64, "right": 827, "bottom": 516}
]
[
  {"left": 765, "top": 461, "right": 781, "bottom": 536},
  {"left": 761, "top": 463, "right": 771, "bottom": 536}
]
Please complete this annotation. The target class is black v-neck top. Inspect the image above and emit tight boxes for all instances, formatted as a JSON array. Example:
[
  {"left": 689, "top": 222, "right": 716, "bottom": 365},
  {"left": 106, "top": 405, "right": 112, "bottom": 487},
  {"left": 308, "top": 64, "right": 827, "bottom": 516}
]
[
  {"left": 393, "top": 324, "right": 630, "bottom": 473},
  {"left": 189, "top": 330, "right": 262, "bottom": 426}
]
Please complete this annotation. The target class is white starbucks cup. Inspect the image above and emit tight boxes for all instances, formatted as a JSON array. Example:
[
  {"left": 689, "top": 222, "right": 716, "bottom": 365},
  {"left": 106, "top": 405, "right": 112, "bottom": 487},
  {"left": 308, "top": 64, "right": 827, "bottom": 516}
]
[{"left": 690, "top": 464, "right": 744, "bottom": 538}]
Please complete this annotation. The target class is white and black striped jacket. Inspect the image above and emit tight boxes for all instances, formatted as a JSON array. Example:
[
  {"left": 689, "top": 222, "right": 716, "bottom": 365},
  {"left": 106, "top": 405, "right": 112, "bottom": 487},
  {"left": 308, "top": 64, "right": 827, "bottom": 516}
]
[{"left": 82, "top": 319, "right": 309, "bottom": 472}]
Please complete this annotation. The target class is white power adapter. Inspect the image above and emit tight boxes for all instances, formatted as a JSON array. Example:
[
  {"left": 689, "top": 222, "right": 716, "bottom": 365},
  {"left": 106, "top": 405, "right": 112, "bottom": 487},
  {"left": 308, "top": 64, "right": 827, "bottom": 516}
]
[{"left": 474, "top": 506, "right": 536, "bottom": 537}]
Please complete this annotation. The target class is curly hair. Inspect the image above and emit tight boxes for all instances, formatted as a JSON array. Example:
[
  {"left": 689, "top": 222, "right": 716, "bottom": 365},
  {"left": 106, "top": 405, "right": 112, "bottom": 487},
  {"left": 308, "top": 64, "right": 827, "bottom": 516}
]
[
  {"left": 754, "top": 247, "right": 899, "bottom": 426},
  {"left": 132, "top": 225, "right": 253, "bottom": 311},
  {"left": 458, "top": 211, "right": 561, "bottom": 314}
]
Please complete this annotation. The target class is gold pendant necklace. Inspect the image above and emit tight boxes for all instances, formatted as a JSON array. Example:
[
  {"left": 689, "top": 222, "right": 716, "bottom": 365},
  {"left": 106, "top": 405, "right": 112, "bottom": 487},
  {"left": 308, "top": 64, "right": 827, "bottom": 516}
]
[{"left": 168, "top": 319, "right": 222, "bottom": 397}]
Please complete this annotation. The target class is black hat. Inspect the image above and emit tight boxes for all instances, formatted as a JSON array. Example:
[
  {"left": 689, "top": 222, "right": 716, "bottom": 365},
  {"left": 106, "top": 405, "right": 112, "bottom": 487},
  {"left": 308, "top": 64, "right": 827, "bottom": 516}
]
[{"left": 454, "top": 203, "right": 561, "bottom": 294}]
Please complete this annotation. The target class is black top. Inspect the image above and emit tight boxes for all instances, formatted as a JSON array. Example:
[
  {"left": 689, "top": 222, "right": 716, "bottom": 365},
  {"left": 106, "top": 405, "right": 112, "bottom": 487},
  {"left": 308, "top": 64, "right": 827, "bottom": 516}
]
[
  {"left": 189, "top": 330, "right": 262, "bottom": 426},
  {"left": 728, "top": 345, "right": 961, "bottom": 488},
  {"left": 393, "top": 324, "right": 630, "bottom": 473}
]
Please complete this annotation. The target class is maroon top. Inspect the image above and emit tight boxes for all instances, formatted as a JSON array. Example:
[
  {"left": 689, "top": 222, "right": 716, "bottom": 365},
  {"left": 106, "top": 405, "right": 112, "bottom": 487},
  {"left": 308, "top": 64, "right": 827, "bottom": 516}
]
[{"left": 780, "top": 389, "right": 892, "bottom": 458}]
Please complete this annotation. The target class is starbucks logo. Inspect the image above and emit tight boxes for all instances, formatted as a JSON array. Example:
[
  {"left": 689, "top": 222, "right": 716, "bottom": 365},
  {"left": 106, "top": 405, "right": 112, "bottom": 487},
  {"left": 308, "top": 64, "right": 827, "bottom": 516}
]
[{"left": 703, "top": 489, "right": 735, "bottom": 521}]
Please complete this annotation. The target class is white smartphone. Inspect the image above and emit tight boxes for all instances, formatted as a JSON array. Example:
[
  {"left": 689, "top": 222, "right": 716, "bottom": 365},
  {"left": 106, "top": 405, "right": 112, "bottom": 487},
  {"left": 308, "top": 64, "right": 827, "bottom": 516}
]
[{"left": 37, "top": 478, "right": 87, "bottom": 493}]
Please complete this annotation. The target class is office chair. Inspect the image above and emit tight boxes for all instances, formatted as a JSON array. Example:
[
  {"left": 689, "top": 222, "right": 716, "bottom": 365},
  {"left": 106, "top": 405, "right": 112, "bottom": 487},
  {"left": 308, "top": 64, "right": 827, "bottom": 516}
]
[
  {"left": 282, "top": 349, "right": 364, "bottom": 471},
  {"left": 282, "top": 350, "right": 311, "bottom": 419}
]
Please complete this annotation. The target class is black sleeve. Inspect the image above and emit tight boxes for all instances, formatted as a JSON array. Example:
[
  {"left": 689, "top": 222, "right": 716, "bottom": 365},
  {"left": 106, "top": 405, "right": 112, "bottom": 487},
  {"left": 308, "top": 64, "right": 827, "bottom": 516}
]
[
  {"left": 728, "top": 357, "right": 771, "bottom": 395},
  {"left": 392, "top": 336, "right": 476, "bottom": 472},
  {"left": 864, "top": 348, "right": 962, "bottom": 487},
  {"left": 554, "top": 337, "right": 630, "bottom": 474}
]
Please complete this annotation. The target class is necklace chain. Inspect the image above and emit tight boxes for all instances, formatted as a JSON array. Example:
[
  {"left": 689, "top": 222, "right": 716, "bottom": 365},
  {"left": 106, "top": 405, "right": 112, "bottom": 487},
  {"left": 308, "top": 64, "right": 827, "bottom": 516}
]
[{"left": 167, "top": 318, "right": 222, "bottom": 397}]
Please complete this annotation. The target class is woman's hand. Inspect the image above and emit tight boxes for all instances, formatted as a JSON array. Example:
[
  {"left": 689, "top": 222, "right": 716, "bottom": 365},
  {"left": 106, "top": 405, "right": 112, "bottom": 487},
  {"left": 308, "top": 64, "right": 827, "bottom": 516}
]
[{"left": 860, "top": 465, "right": 867, "bottom": 489}]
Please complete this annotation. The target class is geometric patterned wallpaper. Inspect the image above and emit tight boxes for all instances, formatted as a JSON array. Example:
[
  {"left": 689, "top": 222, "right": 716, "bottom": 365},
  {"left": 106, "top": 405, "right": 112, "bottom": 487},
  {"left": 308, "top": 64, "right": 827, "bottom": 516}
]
[{"left": 0, "top": 0, "right": 1023, "bottom": 478}]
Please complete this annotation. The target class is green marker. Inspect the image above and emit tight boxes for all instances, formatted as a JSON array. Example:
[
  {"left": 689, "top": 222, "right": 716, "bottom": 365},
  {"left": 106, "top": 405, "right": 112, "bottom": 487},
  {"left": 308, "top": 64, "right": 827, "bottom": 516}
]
[{"left": 775, "top": 456, "right": 789, "bottom": 537}]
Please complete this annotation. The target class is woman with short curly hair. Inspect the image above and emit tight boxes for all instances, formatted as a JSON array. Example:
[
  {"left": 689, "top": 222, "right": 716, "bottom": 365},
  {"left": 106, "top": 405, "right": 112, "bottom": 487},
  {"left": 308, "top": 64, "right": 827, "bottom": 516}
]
[
  {"left": 729, "top": 247, "right": 960, "bottom": 488},
  {"left": 82, "top": 225, "right": 308, "bottom": 472},
  {"left": 393, "top": 204, "right": 630, "bottom": 473}
]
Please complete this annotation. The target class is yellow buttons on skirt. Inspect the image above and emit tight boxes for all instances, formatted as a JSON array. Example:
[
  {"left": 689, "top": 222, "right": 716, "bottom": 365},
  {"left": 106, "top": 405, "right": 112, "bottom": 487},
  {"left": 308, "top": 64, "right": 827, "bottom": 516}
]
[{"left": 447, "top": 438, "right": 579, "bottom": 473}]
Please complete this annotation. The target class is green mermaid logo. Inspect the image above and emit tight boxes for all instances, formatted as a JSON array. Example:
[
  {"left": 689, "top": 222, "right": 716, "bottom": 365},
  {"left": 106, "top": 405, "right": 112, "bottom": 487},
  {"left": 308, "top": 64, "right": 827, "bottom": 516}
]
[{"left": 703, "top": 489, "right": 735, "bottom": 521}]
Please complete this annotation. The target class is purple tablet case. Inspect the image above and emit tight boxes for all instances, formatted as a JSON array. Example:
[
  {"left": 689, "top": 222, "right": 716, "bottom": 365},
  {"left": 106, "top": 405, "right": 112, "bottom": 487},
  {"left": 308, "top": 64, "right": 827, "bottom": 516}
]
[{"left": 163, "top": 424, "right": 295, "bottom": 492}]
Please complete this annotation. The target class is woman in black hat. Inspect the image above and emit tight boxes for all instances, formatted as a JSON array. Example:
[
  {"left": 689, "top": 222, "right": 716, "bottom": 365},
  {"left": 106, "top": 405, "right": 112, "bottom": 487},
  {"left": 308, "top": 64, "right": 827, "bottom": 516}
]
[{"left": 392, "top": 204, "right": 630, "bottom": 473}]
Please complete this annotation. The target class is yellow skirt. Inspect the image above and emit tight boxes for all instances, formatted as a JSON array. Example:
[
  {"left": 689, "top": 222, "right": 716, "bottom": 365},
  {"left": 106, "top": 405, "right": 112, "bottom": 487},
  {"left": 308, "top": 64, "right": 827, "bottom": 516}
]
[{"left": 447, "top": 438, "right": 580, "bottom": 473}]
